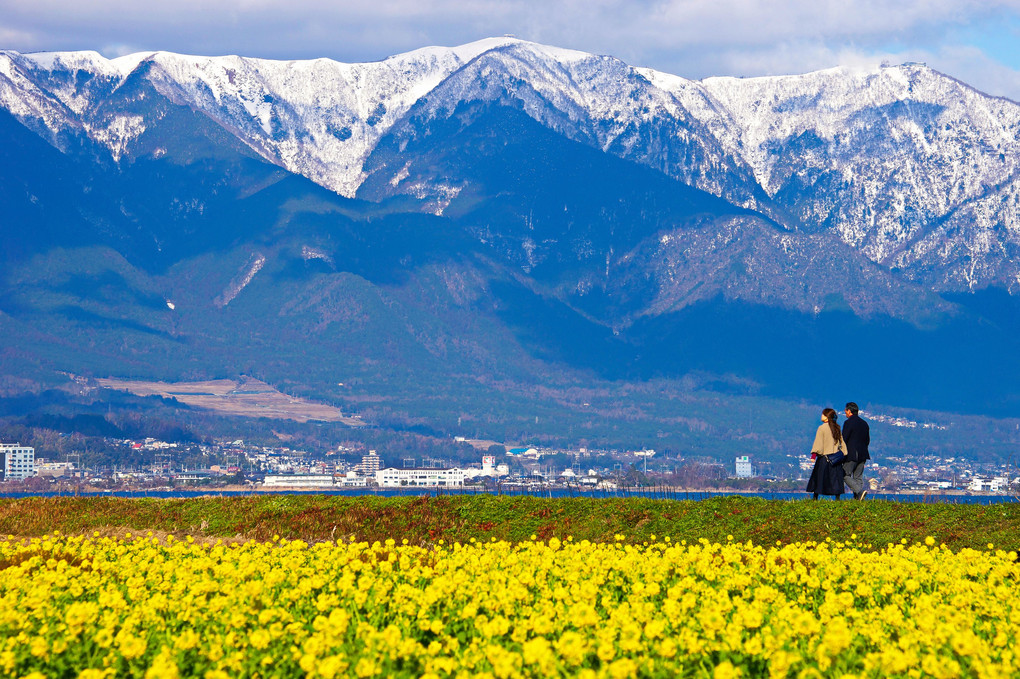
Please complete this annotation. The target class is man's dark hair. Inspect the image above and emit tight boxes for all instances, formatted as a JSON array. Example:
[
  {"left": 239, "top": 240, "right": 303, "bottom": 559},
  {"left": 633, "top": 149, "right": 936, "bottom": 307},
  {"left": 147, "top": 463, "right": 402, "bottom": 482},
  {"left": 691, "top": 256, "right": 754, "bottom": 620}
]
[{"left": 845, "top": 402, "right": 859, "bottom": 415}]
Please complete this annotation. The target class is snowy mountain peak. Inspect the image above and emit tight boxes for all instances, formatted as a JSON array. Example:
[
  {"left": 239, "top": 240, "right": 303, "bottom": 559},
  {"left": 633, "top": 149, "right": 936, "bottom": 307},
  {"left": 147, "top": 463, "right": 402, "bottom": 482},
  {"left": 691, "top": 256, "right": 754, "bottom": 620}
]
[
  {"left": 18, "top": 50, "right": 95, "bottom": 68},
  {"left": 692, "top": 61, "right": 1020, "bottom": 289},
  {"left": 395, "top": 36, "right": 526, "bottom": 64}
]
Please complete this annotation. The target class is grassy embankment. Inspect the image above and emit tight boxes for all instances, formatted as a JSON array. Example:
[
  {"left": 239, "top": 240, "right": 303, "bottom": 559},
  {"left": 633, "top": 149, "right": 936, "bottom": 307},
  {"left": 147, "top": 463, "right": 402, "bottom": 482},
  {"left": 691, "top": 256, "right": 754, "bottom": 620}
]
[{"left": 2, "top": 495, "right": 1018, "bottom": 550}]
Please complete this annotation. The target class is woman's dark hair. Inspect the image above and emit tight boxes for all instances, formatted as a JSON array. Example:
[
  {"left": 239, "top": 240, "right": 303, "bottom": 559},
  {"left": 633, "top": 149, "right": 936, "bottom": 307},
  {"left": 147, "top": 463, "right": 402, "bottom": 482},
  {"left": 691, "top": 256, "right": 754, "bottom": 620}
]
[{"left": 823, "top": 408, "right": 842, "bottom": 443}]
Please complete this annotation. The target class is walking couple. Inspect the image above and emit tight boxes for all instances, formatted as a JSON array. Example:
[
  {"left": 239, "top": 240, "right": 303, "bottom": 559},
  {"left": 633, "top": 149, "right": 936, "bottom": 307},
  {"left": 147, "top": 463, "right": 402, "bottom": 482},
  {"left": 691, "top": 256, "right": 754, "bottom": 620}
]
[{"left": 806, "top": 402, "right": 870, "bottom": 501}]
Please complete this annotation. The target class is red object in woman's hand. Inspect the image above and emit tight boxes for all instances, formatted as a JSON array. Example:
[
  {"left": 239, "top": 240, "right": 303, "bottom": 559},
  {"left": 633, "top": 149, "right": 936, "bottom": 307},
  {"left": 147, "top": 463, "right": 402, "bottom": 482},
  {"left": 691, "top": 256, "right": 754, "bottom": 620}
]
[{"left": 810, "top": 453, "right": 817, "bottom": 460}]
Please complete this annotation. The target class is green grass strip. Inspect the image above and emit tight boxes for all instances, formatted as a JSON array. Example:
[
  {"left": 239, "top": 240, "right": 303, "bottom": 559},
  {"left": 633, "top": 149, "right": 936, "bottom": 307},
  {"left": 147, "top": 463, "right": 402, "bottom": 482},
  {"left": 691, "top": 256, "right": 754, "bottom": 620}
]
[{"left": 1, "top": 495, "right": 1017, "bottom": 551}]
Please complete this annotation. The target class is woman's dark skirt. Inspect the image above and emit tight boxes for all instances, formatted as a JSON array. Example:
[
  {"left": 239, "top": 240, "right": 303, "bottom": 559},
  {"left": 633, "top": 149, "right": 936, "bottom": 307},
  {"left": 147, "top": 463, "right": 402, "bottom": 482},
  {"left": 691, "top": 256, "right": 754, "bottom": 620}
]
[{"left": 805, "top": 456, "right": 845, "bottom": 496}]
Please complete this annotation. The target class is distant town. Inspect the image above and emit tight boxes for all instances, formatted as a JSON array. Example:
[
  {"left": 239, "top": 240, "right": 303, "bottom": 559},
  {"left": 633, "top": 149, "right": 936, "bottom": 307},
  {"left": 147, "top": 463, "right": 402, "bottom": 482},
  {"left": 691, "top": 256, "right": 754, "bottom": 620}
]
[{"left": 2, "top": 436, "right": 1017, "bottom": 496}]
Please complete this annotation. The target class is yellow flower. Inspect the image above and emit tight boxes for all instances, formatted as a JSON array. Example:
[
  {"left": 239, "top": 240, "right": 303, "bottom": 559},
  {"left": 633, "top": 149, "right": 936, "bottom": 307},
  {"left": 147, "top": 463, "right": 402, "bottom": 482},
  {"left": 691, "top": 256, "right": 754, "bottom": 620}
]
[
  {"left": 30, "top": 636, "right": 49, "bottom": 657},
  {"left": 608, "top": 658, "right": 638, "bottom": 678},
  {"left": 714, "top": 661, "right": 743, "bottom": 679},
  {"left": 249, "top": 628, "right": 272, "bottom": 650},
  {"left": 352, "top": 657, "right": 378, "bottom": 678},
  {"left": 2, "top": 527, "right": 1019, "bottom": 679},
  {"left": 118, "top": 634, "right": 147, "bottom": 660},
  {"left": 325, "top": 656, "right": 353, "bottom": 678},
  {"left": 555, "top": 631, "right": 589, "bottom": 666},
  {"left": 144, "top": 646, "right": 180, "bottom": 679},
  {"left": 174, "top": 629, "right": 201, "bottom": 651}
]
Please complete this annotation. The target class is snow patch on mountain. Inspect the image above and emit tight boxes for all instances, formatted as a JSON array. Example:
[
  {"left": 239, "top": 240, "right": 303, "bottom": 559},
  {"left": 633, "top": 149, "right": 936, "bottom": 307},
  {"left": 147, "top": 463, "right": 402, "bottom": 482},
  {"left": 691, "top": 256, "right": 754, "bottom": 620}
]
[
  {"left": 216, "top": 253, "right": 266, "bottom": 307},
  {"left": 301, "top": 245, "right": 334, "bottom": 266},
  {"left": 88, "top": 114, "right": 145, "bottom": 161},
  {"left": 0, "top": 52, "right": 82, "bottom": 145}
]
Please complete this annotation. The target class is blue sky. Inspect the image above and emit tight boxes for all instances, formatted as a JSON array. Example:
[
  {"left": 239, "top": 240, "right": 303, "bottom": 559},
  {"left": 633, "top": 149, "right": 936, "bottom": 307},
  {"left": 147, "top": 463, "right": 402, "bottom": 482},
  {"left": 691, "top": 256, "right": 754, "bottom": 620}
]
[{"left": 2, "top": 0, "right": 1020, "bottom": 100}]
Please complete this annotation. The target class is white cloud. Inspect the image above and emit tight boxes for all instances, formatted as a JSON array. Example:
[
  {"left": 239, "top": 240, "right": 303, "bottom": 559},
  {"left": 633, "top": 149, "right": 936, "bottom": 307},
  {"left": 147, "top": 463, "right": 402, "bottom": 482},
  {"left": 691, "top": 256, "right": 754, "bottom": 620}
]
[
  {"left": 0, "top": 26, "right": 38, "bottom": 47},
  {"left": 100, "top": 42, "right": 145, "bottom": 58},
  {"left": 920, "top": 44, "right": 1020, "bottom": 101}
]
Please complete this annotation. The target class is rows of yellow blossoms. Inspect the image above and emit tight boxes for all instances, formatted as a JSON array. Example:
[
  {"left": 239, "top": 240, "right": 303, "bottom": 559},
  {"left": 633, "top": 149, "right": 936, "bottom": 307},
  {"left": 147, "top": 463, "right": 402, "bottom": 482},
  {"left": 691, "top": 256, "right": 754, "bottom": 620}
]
[{"left": 1, "top": 532, "right": 1018, "bottom": 678}]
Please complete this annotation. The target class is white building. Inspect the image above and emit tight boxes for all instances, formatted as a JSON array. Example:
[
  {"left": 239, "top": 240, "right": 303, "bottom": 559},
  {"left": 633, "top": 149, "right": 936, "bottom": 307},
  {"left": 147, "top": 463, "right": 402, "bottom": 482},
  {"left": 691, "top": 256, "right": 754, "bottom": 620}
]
[
  {"left": 735, "top": 455, "right": 753, "bottom": 478},
  {"left": 262, "top": 474, "right": 336, "bottom": 488},
  {"left": 337, "top": 471, "right": 368, "bottom": 487},
  {"left": 462, "top": 455, "right": 510, "bottom": 480},
  {"left": 968, "top": 477, "right": 1008, "bottom": 493},
  {"left": 376, "top": 467, "right": 465, "bottom": 487},
  {"left": 36, "top": 460, "right": 74, "bottom": 478},
  {"left": 1, "top": 443, "right": 35, "bottom": 481},
  {"left": 352, "top": 451, "right": 382, "bottom": 476},
  {"left": 918, "top": 480, "right": 953, "bottom": 490}
]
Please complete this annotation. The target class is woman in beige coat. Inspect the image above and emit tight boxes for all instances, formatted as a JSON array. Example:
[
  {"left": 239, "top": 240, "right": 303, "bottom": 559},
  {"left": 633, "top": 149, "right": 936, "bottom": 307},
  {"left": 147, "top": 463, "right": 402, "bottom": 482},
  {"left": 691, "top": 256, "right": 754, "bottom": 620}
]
[{"left": 805, "top": 407, "right": 847, "bottom": 500}]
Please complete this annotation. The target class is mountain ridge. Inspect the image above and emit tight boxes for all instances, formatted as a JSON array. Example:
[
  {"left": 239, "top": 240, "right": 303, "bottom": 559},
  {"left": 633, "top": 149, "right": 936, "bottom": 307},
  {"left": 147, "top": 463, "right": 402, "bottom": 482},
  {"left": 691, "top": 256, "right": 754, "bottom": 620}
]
[
  {"left": 4, "top": 39, "right": 1020, "bottom": 428},
  {"left": 5, "top": 40, "right": 1020, "bottom": 291}
]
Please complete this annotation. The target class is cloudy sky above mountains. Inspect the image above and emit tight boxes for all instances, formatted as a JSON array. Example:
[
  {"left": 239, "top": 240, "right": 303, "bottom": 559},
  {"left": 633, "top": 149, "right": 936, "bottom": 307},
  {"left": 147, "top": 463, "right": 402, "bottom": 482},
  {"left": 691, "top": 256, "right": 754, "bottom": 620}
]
[{"left": 2, "top": 0, "right": 1020, "bottom": 100}]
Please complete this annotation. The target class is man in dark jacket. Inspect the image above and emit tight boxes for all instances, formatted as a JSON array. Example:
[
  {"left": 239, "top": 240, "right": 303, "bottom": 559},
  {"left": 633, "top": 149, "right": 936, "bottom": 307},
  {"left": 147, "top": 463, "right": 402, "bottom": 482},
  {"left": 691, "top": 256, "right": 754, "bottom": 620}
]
[{"left": 842, "top": 402, "right": 871, "bottom": 500}]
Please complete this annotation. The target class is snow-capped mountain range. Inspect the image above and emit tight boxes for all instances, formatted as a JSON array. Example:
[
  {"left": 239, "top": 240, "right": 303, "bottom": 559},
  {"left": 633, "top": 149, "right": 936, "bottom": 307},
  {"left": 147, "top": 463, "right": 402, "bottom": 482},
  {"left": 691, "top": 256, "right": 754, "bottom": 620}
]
[
  {"left": 9, "top": 38, "right": 1020, "bottom": 418},
  {"left": 2, "top": 36, "right": 1020, "bottom": 295}
]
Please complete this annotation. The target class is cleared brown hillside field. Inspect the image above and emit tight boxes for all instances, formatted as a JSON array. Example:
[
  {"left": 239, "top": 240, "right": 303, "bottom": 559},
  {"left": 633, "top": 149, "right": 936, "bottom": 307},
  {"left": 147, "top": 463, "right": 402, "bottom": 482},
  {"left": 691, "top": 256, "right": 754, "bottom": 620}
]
[{"left": 96, "top": 376, "right": 364, "bottom": 425}]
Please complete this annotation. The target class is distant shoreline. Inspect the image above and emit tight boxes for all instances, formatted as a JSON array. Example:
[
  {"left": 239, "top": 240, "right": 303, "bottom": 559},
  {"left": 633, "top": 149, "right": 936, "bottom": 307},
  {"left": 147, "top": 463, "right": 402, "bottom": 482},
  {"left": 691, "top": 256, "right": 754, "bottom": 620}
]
[
  {"left": 2, "top": 486, "right": 1014, "bottom": 504},
  {"left": 12, "top": 486, "right": 995, "bottom": 495}
]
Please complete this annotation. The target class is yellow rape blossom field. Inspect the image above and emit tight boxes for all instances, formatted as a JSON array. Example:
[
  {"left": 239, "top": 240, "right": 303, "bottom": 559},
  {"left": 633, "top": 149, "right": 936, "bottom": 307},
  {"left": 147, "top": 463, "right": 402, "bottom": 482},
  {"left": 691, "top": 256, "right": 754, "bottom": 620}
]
[{"left": 1, "top": 532, "right": 1018, "bottom": 678}]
